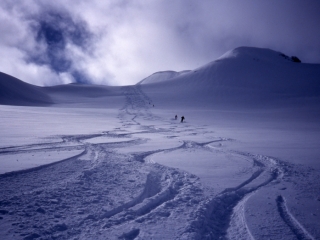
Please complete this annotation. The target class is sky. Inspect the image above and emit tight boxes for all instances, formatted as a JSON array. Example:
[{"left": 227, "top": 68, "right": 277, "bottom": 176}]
[{"left": 0, "top": 0, "right": 320, "bottom": 86}]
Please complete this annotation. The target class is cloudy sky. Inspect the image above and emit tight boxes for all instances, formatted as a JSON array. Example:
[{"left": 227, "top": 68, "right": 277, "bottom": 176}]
[{"left": 1, "top": 0, "right": 320, "bottom": 86}]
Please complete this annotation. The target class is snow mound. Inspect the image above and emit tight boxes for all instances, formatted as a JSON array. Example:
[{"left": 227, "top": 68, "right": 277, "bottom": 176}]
[
  {"left": 0, "top": 73, "right": 123, "bottom": 107},
  {"left": 139, "top": 46, "right": 320, "bottom": 108},
  {"left": 216, "top": 46, "right": 300, "bottom": 63},
  {"left": 138, "top": 70, "right": 191, "bottom": 85},
  {"left": 0, "top": 72, "right": 52, "bottom": 106},
  {"left": 189, "top": 46, "right": 320, "bottom": 92}
]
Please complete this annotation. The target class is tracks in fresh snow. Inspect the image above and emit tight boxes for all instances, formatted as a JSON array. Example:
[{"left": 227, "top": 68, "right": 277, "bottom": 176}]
[
  {"left": 276, "top": 195, "right": 315, "bottom": 240},
  {"left": 186, "top": 153, "right": 282, "bottom": 239},
  {"left": 0, "top": 85, "right": 317, "bottom": 239}
]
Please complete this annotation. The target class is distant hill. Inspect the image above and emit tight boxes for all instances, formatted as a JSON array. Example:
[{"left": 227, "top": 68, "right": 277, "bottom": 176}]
[
  {"left": 138, "top": 70, "right": 191, "bottom": 85},
  {"left": 1, "top": 47, "right": 320, "bottom": 108},
  {"left": 0, "top": 72, "right": 122, "bottom": 107},
  {"left": 44, "top": 83, "right": 123, "bottom": 105},
  {"left": 0, "top": 72, "right": 52, "bottom": 106},
  {"left": 138, "top": 47, "right": 320, "bottom": 108}
]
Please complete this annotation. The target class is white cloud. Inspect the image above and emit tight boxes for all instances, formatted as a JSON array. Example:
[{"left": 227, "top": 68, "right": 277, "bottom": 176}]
[{"left": 1, "top": 0, "right": 320, "bottom": 86}]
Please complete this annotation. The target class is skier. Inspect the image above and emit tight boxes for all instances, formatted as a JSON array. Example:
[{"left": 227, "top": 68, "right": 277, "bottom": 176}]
[
  {"left": 181, "top": 116, "right": 185, "bottom": 123},
  {"left": 175, "top": 115, "right": 177, "bottom": 120}
]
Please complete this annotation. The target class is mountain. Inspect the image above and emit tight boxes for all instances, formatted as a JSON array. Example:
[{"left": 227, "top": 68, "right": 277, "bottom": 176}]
[
  {"left": 1, "top": 47, "right": 320, "bottom": 239},
  {"left": 139, "top": 47, "right": 320, "bottom": 108},
  {"left": 1, "top": 46, "right": 320, "bottom": 108},
  {"left": 0, "top": 72, "right": 52, "bottom": 106},
  {"left": 138, "top": 70, "right": 191, "bottom": 85},
  {"left": 0, "top": 72, "right": 123, "bottom": 107}
]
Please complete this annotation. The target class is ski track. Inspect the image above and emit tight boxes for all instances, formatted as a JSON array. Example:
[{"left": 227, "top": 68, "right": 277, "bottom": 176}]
[
  {"left": 0, "top": 86, "right": 317, "bottom": 239},
  {"left": 276, "top": 195, "right": 315, "bottom": 240}
]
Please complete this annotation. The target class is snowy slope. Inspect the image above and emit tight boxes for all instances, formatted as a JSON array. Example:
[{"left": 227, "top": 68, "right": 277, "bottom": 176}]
[
  {"left": 0, "top": 73, "right": 124, "bottom": 108},
  {"left": 140, "top": 47, "right": 320, "bottom": 108},
  {"left": 2, "top": 46, "right": 319, "bottom": 108},
  {"left": 0, "top": 72, "right": 52, "bottom": 106},
  {"left": 1, "top": 47, "right": 320, "bottom": 239},
  {"left": 1, "top": 83, "right": 319, "bottom": 239},
  {"left": 44, "top": 83, "right": 124, "bottom": 108},
  {"left": 138, "top": 70, "right": 191, "bottom": 85}
]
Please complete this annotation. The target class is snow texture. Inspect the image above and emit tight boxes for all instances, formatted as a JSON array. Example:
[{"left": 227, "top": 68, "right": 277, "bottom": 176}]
[{"left": 0, "top": 47, "right": 320, "bottom": 239}]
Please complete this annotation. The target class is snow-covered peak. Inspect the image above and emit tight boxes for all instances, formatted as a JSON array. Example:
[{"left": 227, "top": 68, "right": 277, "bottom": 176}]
[
  {"left": 197, "top": 46, "right": 301, "bottom": 73},
  {"left": 139, "top": 46, "right": 320, "bottom": 109},
  {"left": 138, "top": 70, "right": 191, "bottom": 85},
  {"left": 1, "top": 46, "right": 319, "bottom": 109},
  {"left": 139, "top": 47, "right": 307, "bottom": 90},
  {"left": 217, "top": 46, "right": 299, "bottom": 63}
]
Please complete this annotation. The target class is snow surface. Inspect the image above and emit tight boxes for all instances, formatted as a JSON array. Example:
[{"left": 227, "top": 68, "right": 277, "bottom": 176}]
[
  {"left": 0, "top": 47, "right": 320, "bottom": 239},
  {"left": 0, "top": 72, "right": 52, "bottom": 106},
  {"left": 138, "top": 70, "right": 191, "bottom": 85}
]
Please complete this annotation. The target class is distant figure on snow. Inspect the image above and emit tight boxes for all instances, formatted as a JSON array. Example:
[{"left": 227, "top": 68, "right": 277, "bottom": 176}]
[
  {"left": 181, "top": 116, "right": 185, "bottom": 123},
  {"left": 175, "top": 115, "right": 177, "bottom": 120}
]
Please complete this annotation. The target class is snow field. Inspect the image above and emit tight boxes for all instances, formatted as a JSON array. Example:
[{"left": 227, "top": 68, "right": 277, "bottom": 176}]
[
  {"left": 1, "top": 47, "right": 320, "bottom": 239},
  {"left": 0, "top": 149, "right": 84, "bottom": 175}
]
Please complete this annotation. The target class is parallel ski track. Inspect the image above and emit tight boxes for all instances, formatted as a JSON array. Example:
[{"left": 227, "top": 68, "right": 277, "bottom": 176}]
[{"left": 0, "top": 85, "right": 316, "bottom": 240}]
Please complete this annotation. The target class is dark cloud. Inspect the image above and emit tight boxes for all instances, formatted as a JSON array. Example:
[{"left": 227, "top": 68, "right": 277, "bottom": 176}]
[
  {"left": 27, "top": 9, "right": 92, "bottom": 77},
  {"left": 71, "top": 70, "right": 91, "bottom": 84}
]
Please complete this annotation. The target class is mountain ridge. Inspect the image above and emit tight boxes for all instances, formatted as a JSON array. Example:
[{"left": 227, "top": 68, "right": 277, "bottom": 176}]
[
  {"left": 0, "top": 72, "right": 52, "bottom": 106},
  {"left": 1, "top": 46, "right": 320, "bottom": 107},
  {"left": 139, "top": 46, "right": 320, "bottom": 94}
]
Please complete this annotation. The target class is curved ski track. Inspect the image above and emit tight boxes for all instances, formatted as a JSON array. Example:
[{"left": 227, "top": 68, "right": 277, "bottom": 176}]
[{"left": 0, "top": 86, "right": 317, "bottom": 239}]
